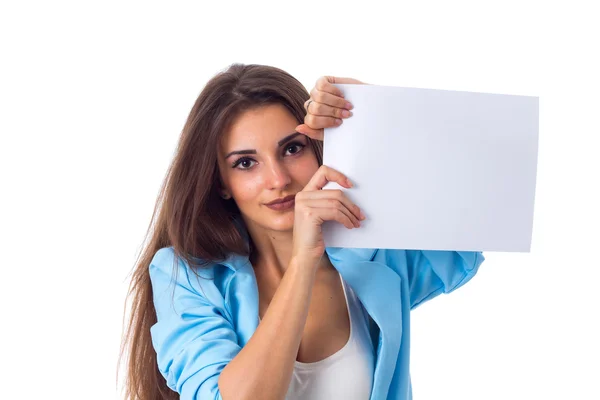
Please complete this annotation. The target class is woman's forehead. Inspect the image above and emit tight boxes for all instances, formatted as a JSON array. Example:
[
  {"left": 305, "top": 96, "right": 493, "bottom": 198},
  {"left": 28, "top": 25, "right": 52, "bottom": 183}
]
[{"left": 221, "top": 104, "right": 299, "bottom": 150}]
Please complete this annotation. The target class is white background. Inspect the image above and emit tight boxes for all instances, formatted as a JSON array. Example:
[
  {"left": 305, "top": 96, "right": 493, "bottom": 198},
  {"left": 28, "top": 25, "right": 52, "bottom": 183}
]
[{"left": 1, "top": 1, "right": 598, "bottom": 399}]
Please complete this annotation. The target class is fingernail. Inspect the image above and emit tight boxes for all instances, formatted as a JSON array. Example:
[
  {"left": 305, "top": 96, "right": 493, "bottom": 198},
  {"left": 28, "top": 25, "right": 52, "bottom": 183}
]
[
  {"left": 342, "top": 109, "right": 350, "bottom": 118},
  {"left": 360, "top": 210, "right": 366, "bottom": 220},
  {"left": 335, "top": 118, "right": 343, "bottom": 125},
  {"left": 345, "top": 102, "right": 353, "bottom": 110},
  {"left": 346, "top": 178, "right": 353, "bottom": 187}
]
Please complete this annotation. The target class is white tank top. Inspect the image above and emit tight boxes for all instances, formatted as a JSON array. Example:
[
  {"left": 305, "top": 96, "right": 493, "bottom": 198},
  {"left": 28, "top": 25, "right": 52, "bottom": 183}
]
[{"left": 284, "top": 271, "right": 375, "bottom": 399}]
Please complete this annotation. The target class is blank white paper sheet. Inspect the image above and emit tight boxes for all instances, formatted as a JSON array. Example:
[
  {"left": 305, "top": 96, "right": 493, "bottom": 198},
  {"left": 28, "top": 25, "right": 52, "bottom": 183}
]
[{"left": 322, "top": 84, "right": 539, "bottom": 252}]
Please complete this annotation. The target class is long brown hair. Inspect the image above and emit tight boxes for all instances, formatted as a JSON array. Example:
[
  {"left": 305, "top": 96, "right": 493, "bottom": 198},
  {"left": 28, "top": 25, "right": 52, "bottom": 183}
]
[{"left": 118, "top": 64, "right": 323, "bottom": 399}]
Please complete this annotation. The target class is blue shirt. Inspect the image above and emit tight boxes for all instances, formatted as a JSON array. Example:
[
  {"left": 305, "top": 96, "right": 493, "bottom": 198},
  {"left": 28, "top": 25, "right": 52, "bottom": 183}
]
[{"left": 150, "top": 242, "right": 484, "bottom": 399}]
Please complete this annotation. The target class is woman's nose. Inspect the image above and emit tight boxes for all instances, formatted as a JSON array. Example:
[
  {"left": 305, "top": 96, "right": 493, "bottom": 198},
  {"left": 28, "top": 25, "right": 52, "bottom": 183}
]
[{"left": 266, "top": 161, "right": 292, "bottom": 189}]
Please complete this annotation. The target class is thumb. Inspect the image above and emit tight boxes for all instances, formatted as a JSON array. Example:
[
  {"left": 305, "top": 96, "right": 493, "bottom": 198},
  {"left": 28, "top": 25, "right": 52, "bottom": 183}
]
[{"left": 296, "top": 124, "right": 324, "bottom": 141}]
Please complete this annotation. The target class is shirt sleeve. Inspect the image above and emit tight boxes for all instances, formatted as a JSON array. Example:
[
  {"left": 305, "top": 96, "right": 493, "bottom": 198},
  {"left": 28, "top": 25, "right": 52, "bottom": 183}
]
[
  {"left": 404, "top": 250, "right": 485, "bottom": 309},
  {"left": 149, "top": 249, "right": 241, "bottom": 400}
]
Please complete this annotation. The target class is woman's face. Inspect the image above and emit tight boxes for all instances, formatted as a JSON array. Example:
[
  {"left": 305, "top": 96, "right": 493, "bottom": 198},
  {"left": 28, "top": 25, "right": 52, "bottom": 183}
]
[{"left": 217, "top": 103, "right": 319, "bottom": 233}]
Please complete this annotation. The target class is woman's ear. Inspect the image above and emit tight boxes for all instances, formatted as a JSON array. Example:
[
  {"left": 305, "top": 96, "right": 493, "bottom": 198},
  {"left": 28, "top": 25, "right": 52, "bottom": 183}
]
[{"left": 218, "top": 179, "right": 231, "bottom": 200}]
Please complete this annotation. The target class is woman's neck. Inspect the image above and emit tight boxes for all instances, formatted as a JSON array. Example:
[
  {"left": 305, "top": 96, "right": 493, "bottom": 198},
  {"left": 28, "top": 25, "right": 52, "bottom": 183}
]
[
  {"left": 246, "top": 226, "right": 332, "bottom": 279},
  {"left": 248, "top": 229, "right": 295, "bottom": 277}
]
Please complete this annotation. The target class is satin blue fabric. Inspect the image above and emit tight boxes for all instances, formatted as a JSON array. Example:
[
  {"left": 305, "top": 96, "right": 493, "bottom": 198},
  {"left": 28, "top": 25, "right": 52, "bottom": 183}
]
[{"left": 150, "top": 231, "right": 484, "bottom": 399}]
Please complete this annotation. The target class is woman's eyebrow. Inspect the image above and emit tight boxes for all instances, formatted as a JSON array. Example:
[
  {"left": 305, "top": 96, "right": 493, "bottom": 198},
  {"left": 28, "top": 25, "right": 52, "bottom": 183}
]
[
  {"left": 224, "top": 132, "right": 303, "bottom": 159},
  {"left": 277, "top": 132, "right": 303, "bottom": 146}
]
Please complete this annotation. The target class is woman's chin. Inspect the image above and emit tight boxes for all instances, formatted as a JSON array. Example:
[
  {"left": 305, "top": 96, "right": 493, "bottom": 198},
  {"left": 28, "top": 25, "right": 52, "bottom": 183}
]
[{"left": 267, "top": 214, "right": 295, "bottom": 231}]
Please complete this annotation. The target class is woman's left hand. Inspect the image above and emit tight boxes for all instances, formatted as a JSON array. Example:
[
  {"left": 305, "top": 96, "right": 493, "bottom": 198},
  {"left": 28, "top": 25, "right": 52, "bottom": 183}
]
[{"left": 295, "top": 76, "right": 365, "bottom": 141}]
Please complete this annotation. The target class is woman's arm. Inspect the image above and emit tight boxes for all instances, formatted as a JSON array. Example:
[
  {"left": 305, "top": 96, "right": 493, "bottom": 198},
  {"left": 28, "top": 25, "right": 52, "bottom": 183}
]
[
  {"left": 406, "top": 250, "right": 484, "bottom": 309},
  {"left": 377, "top": 249, "right": 484, "bottom": 309},
  {"left": 150, "top": 249, "right": 319, "bottom": 400},
  {"left": 221, "top": 165, "right": 363, "bottom": 399},
  {"left": 218, "top": 256, "right": 317, "bottom": 400},
  {"left": 152, "top": 167, "right": 361, "bottom": 399}
]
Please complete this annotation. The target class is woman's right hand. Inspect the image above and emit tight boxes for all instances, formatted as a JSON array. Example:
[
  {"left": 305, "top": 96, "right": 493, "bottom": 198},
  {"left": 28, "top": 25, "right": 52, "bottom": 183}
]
[
  {"left": 295, "top": 76, "right": 365, "bottom": 141},
  {"left": 291, "top": 165, "right": 366, "bottom": 269}
]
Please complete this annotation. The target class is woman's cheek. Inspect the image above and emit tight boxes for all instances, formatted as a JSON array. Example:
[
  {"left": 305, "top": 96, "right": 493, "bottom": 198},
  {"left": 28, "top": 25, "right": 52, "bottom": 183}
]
[
  {"left": 232, "top": 175, "right": 263, "bottom": 203},
  {"left": 299, "top": 156, "right": 319, "bottom": 180}
]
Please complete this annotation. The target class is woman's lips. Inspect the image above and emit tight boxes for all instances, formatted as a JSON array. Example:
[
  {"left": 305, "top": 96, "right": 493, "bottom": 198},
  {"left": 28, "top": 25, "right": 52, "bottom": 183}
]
[{"left": 265, "top": 198, "right": 295, "bottom": 211}]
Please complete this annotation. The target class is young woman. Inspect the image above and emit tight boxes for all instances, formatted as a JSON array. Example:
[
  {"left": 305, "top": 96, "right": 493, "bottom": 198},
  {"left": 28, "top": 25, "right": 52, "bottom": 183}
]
[{"left": 120, "top": 64, "right": 485, "bottom": 400}]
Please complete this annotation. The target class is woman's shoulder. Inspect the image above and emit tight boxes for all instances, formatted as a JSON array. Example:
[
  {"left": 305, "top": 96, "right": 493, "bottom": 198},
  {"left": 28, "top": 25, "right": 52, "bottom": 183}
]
[
  {"left": 325, "top": 246, "right": 380, "bottom": 262},
  {"left": 149, "top": 246, "right": 216, "bottom": 279},
  {"left": 150, "top": 246, "right": 251, "bottom": 273},
  {"left": 149, "top": 246, "right": 249, "bottom": 306}
]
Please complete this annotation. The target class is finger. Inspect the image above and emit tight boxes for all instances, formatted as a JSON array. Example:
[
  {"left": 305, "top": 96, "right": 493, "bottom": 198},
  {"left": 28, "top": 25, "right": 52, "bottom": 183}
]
[
  {"left": 314, "top": 76, "right": 365, "bottom": 100},
  {"left": 299, "top": 196, "right": 362, "bottom": 227},
  {"left": 305, "top": 113, "right": 342, "bottom": 131},
  {"left": 309, "top": 101, "right": 353, "bottom": 119},
  {"left": 302, "top": 165, "right": 352, "bottom": 192},
  {"left": 300, "top": 189, "right": 363, "bottom": 222},
  {"left": 310, "top": 88, "right": 352, "bottom": 110},
  {"left": 295, "top": 124, "right": 323, "bottom": 141},
  {"left": 315, "top": 76, "right": 344, "bottom": 97},
  {"left": 304, "top": 205, "right": 357, "bottom": 229},
  {"left": 324, "top": 76, "right": 365, "bottom": 85}
]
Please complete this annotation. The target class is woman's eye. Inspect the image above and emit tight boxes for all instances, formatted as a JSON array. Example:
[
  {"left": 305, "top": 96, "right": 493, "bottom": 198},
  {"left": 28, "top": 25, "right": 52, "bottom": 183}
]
[
  {"left": 232, "top": 143, "right": 305, "bottom": 171},
  {"left": 233, "top": 158, "right": 256, "bottom": 170},
  {"left": 285, "top": 142, "right": 305, "bottom": 155}
]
